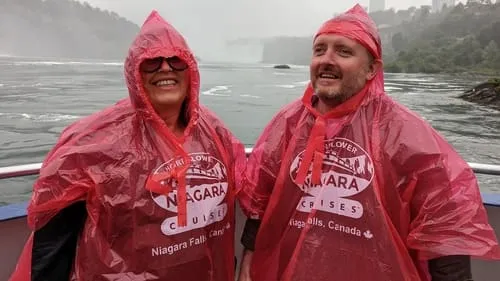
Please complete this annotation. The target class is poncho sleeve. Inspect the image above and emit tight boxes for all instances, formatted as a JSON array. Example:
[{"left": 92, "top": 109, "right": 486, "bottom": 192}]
[
  {"left": 384, "top": 107, "right": 500, "bottom": 261},
  {"left": 27, "top": 123, "right": 95, "bottom": 230}
]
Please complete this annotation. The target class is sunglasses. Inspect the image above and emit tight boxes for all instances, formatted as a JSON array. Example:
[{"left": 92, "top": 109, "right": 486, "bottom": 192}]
[{"left": 140, "top": 56, "right": 188, "bottom": 73}]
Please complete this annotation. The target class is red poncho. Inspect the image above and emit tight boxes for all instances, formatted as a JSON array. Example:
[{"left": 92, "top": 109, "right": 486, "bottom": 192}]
[
  {"left": 10, "top": 11, "right": 245, "bottom": 281},
  {"left": 238, "top": 4, "right": 500, "bottom": 281}
]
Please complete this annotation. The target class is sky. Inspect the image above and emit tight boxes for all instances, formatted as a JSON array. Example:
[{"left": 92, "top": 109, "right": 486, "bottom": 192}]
[{"left": 80, "top": 0, "right": 467, "bottom": 61}]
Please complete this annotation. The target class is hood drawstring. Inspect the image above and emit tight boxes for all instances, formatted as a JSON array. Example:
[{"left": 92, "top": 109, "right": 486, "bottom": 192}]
[
  {"left": 294, "top": 83, "right": 372, "bottom": 191},
  {"left": 294, "top": 116, "right": 326, "bottom": 189},
  {"left": 146, "top": 148, "right": 191, "bottom": 227}
]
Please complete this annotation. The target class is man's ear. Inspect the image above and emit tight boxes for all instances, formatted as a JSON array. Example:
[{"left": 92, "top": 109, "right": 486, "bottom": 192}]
[{"left": 366, "top": 59, "right": 382, "bottom": 80}]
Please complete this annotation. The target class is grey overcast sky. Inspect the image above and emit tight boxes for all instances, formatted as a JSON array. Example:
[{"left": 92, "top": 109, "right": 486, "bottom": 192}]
[{"left": 80, "top": 0, "right": 466, "bottom": 60}]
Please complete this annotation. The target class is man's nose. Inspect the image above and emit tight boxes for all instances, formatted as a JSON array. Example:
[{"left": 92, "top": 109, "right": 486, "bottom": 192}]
[{"left": 321, "top": 48, "right": 337, "bottom": 64}]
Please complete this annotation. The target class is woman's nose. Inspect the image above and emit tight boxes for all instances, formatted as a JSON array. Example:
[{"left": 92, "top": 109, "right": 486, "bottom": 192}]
[{"left": 159, "top": 59, "right": 172, "bottom": 71}]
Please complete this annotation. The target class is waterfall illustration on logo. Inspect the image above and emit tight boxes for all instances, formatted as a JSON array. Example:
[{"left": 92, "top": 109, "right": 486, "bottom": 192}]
[
  {"left": 150, "top": 152, "right": 229, "bottom": 235},
  {"left": 290, "top": 138, "right": 374, "bottom": 219}
]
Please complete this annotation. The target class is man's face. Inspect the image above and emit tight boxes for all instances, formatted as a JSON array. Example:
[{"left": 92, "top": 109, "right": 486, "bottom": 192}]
[
  {"left": 140, "top": 56, "right": 189, "bottom": 113},
  {"left": 310, "top": 34, "right": 378, "bottom": 104}
]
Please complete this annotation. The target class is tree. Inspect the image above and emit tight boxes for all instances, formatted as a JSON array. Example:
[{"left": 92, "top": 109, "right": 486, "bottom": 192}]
[
  {"left": 482, "top": 40, "right": 500, "bottom": 69},
  {"left": 391, "top": 32, "right": 407, "bottom": 52},
  {"left": 419, "top": 6, "right": 431, "bottom": 21},
  {"left": 477, "top": 21, "right": 500, "bottom": 47}
]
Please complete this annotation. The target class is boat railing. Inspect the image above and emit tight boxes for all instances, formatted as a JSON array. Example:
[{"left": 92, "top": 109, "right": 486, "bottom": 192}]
[
  {"left": 0, "top": 147, "right": 499, "bottom": 222},
  {"left": 1, "top": 148, "right": 500, "bottom": 180}
]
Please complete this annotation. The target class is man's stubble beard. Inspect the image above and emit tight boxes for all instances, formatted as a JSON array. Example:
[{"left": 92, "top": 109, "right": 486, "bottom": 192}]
[{"left": 315, "top": 75, "right": 365, "bottom": 107}]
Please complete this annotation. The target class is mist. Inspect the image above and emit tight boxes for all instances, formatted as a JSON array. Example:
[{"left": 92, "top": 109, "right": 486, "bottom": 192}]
[
  {"left": 0, "top": 0, "right": 469, "bottom": 62},
  {"left": 0, "top": 0, "right": 139, "bottom": 59},
  {"left": 82, "top": 0, "right": 470, "bottom": 62}
]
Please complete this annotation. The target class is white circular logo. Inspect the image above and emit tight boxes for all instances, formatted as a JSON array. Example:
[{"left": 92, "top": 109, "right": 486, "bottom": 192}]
[
  {"left": 290, "top": 138, "right": 374, "bottom": 198},
  {"left": 149, "top": 152, "right": 229, "bottom": 235}
]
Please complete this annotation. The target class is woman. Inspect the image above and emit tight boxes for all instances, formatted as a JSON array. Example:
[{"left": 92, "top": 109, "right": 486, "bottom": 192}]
[{"left": 10, "top": 10, "right": 245, "bottom": 281}]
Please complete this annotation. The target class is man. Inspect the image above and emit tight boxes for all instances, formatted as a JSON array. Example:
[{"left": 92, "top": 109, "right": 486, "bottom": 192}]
[
  {"left": 238, "top": 4, "right": 499, "bottom": 281},
  {"left": 10, "top": 10, "right": 245, "bottom": 281}
]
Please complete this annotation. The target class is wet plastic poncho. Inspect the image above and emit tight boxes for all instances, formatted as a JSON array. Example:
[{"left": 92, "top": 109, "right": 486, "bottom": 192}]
[
  {"left": 238, "top": 5, "right": 500, "bottom": 281},
  {"left": 10, "top": 11, "right": 245, "bottom": 281}
]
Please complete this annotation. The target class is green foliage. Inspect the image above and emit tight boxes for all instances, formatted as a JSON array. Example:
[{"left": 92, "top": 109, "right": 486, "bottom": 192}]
[
  {"left": 386, "top": 2, "right": 500, "bottom": 74},
  {"left": 0, "top": 0, "right": 140, "bottom": 59},
  {"left": 260, "top": 2, "right": 500, "bottom": 75},
  {"left": 486, "top": 77, "right": 500, "bottom": 94}
]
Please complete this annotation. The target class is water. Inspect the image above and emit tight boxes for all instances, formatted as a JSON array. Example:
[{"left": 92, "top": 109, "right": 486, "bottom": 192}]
[{"left": 0, "top": 56, "right": 499, "bottom": 205}]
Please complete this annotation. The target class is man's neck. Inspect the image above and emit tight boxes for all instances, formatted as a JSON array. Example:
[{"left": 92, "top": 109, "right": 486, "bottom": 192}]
[{"left": 315, "top": 96, "right": 345, "bottom": 114}]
